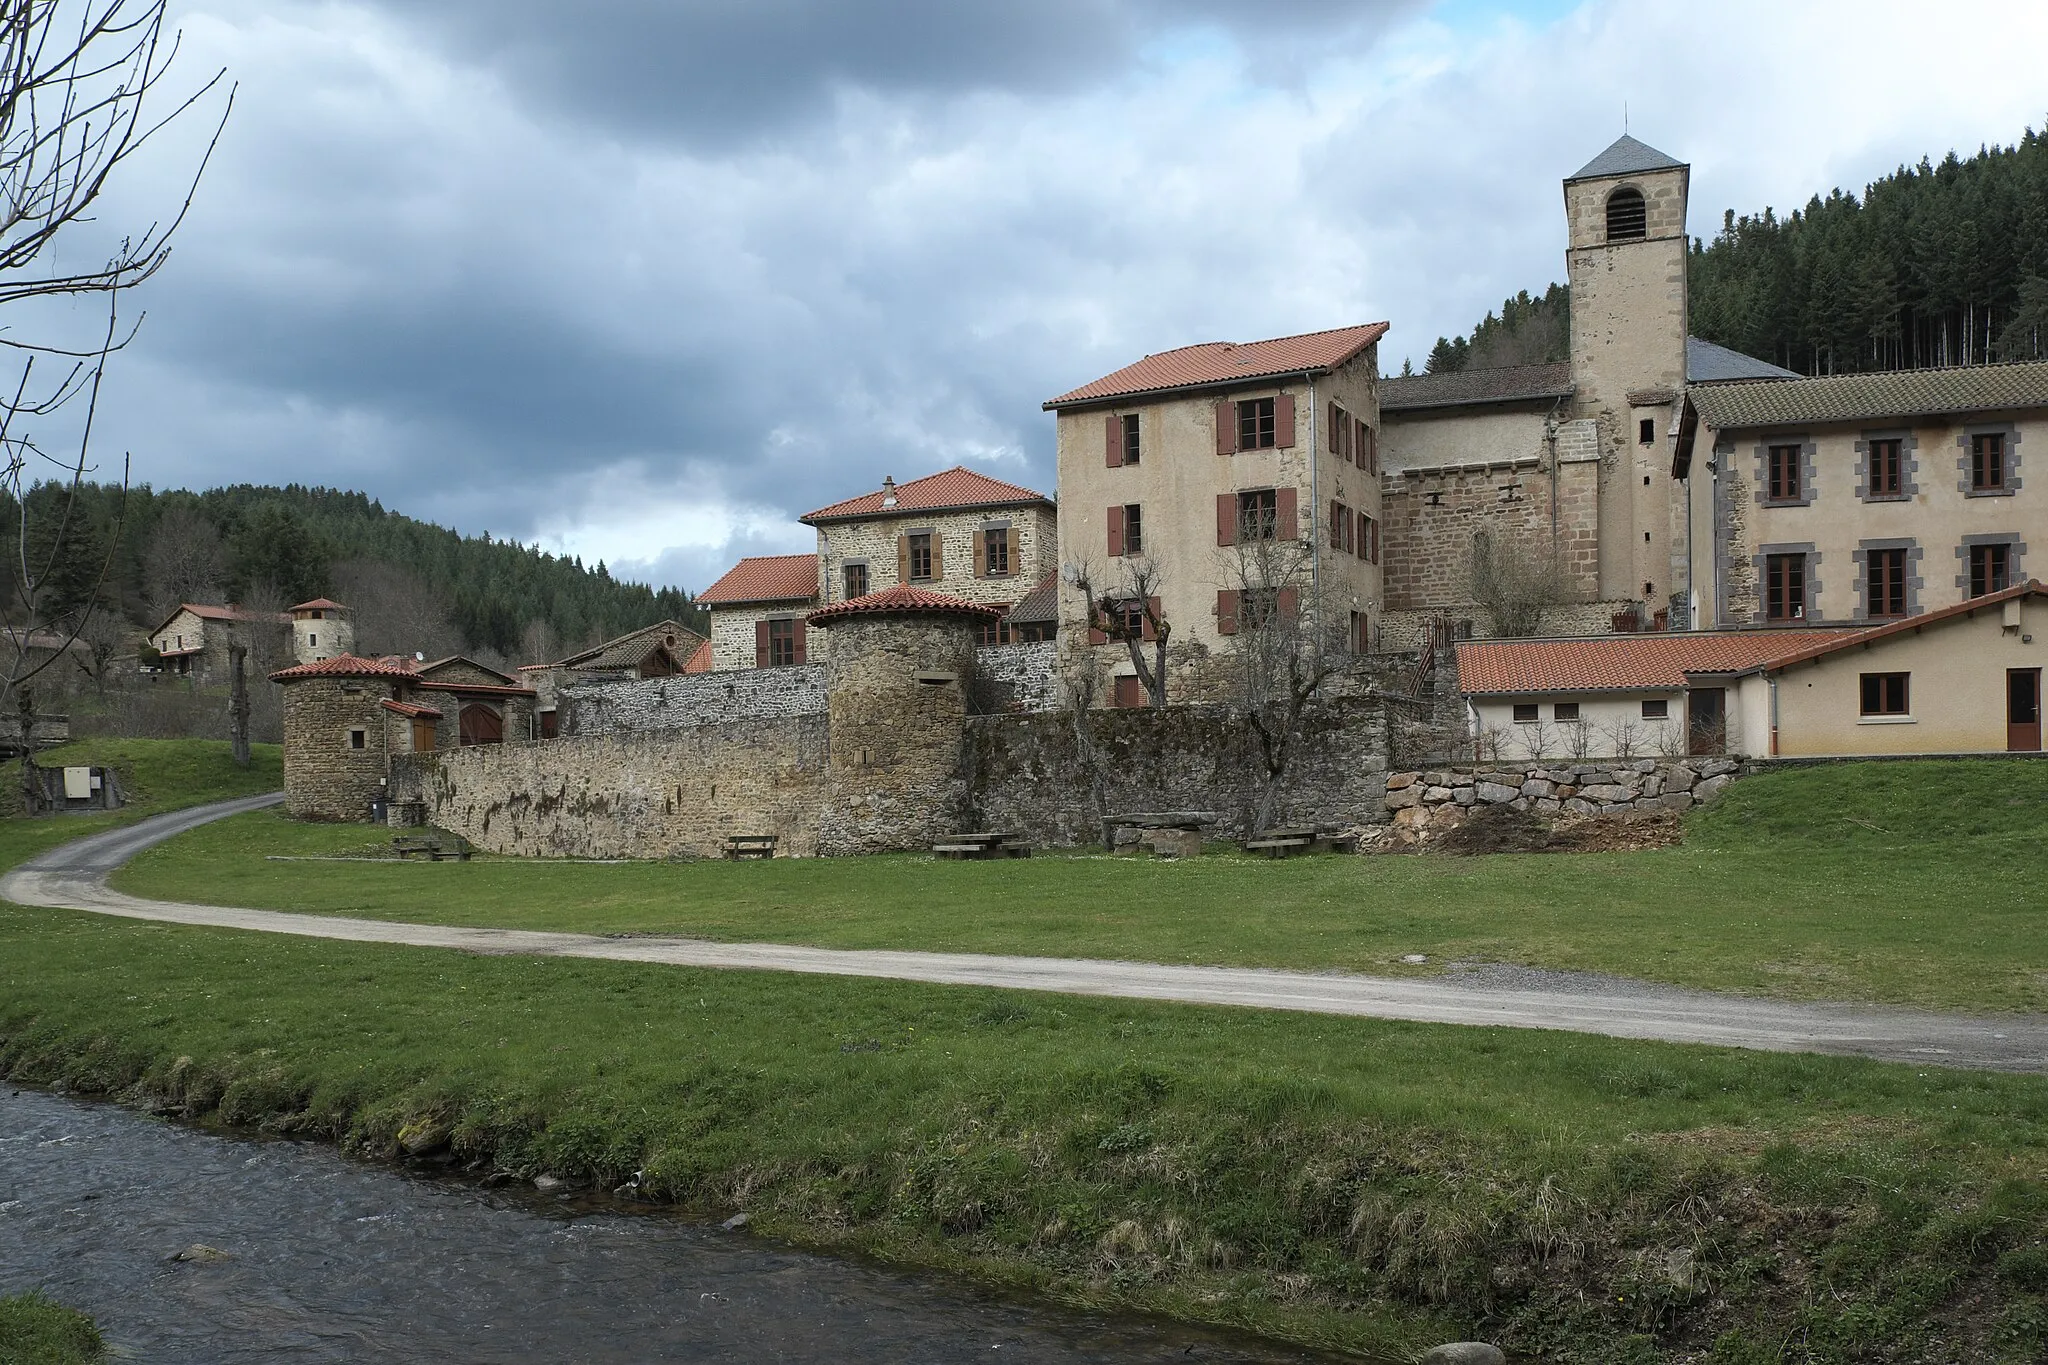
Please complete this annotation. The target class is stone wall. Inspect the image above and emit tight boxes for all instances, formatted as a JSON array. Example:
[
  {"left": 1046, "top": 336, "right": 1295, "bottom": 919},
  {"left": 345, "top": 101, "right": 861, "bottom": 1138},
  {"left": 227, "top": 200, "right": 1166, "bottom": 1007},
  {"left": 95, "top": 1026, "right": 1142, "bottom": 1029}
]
[
  {"left": 1380, "top": 445, "right": 1602, "bottom": 614},
  {"left": 708, "top": 604, "right": 822, "bottom": 673},
  {"left": 972, "top": 640, "right": 1060, "bottom": 713},
  {"left": 281, "top": 677, "right": 397, "bottom": 820},
  {"left": 1376, "top": 599, "right": 1646, "bottom": 651},
  {"left": 966, "top": 697, "right": 1390, "bottom": 846},
  {"left": 393, "top": 717, "right": 831, "bottom": 858},
  {"left": 1383, "top": 756, "right": 1740, "bottom": 831},
  {"left": 560, "top": 664, "right": 827, "bottom": 736}
]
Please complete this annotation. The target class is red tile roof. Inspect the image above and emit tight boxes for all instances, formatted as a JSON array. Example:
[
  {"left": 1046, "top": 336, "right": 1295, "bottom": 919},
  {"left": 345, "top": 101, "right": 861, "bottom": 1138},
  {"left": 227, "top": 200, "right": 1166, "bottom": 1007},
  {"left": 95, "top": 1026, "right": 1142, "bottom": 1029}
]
[
  {"left": 699, "top": 554, "right": 819, "bottom": 605},
  {"left": 290, "top": 598, "right": 348, "bottom": 612},
  {"left": 1747, "top": 580, "right": 2045, "bottom": 674},
  {"left": 801, "top": 466, "right": 1051, "bottom": 524},
  {"left": 380, "top": 698, "right": 442, "bottom": 719},
  {"left": 1455, "top": 630, "right": 1851, "bottom": 695},
  {"left": 154, "top": 602, "right": 293, "bottom": 634},
  {"left": 1044, "top": 322, "right": 1391, "bottom": 409},
  {"left": 683, "top": 638, "right": 712, "bottom": 673},
  {"left": 807, "top": 584, "right": 1003, "bottom": 627},
  {"left": 268, "top": 653, "right": 421, "bottom": 683}
]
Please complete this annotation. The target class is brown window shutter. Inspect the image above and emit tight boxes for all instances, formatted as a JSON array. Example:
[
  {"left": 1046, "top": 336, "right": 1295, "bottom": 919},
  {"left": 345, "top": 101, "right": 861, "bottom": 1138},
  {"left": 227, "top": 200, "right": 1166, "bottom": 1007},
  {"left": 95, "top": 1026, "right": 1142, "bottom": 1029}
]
[
  {"left": 1344, "top": 506, "right": 1356, "bottom": 556},
  {"left": 1143, "top": 595, "right": 1160, "bottom": 641},
  {"left": 1215, "top": 401, "right": 1235, "bottom": 455},
  {"left": 1365, "top": 422, "right": 1378, "bottom": 475},
  {"left": 1327, "top": 402, "right": 1341, "bottom": 453},
  {"left": 896, "top": 535, "right": 909, "bottom": 585},
  {"left": 754, "top": 619, "right": 770, "bottom": 668},
  {"left": 972, "top": 529, "right": 985, "bottom": 579},
  {"left": 791, "top": 623, "right": 807, "bottom": 665},
  {"left": 1328, "top": 499, "right": 1341, "bottom": 550},
  {"left": 1216, "top": 589, "right": 1239, "bottom": 636},
  {"left": 931, "top": 532, "right": 944, "bottom": 581},
  {"left": 1368, "top": 515, "right": 1380, "bottom": 563},
  {"left": 1274, "top": 393, "right": 1296, "bottom": 448},
  {"left": 1276, "top": 486, "right": 1298, "bottom": 540},
  {"left": 1277, "top": 587, "right": 1299, "bottom": 620},
  {"left": 1215, "top": 493, "right": 1236, "bottom": 546},
  {"left": 1342, "top": 414, "right": 1355, "bottom": 463},
  {"left": 1005, "top": 527, "right": 1018, "bottom": 575},
  {"left": 1106, "top": 504, "right": 1124, "bottom": 557},
  {"left": 1105, "top": 412, "right": 1123, "bottom": 468}
]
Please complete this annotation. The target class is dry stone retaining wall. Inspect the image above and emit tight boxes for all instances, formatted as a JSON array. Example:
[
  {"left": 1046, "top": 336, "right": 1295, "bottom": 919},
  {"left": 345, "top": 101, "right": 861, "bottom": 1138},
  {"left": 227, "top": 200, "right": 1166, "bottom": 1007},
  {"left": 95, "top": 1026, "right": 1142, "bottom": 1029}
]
[
  {"left": 972, "top": 641, "right": 1060, "bottom": 713},
  {"left": 1384, "top": 756, "right": 1740, "bottom": 830}
]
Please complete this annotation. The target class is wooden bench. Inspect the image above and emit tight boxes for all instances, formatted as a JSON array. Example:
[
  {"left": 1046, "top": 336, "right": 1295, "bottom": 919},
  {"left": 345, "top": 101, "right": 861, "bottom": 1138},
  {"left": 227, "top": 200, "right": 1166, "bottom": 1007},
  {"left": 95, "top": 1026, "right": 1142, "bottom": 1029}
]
[
  {"left": 933, "top": 832, "right": 1031, "bottom": 859},
  {"left": 724, "top": 834, "right": 778, "bottom": 860},
  {"left": 391, "top": 834, "right": 472, "bottom": 862}
]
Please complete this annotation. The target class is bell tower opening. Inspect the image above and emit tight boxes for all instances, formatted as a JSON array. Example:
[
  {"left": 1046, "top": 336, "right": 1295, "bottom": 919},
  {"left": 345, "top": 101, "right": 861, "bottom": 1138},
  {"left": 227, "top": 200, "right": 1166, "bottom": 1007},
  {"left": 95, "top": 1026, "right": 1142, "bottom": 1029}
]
[{"left": 1605, "top": 185, "right": 1647, "bottom": 242}]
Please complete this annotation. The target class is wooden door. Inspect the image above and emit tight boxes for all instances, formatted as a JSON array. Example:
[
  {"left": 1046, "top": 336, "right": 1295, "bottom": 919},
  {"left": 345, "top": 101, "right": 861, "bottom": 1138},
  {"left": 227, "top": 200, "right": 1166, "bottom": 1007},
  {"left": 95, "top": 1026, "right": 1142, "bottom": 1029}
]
[
  {"left": 1112, "top": 675, "right": 1147, "bottom": 709},
  {"left": 411, "top": 718, "right": 436, "bottom": 752},
  {"left": 2010, "top": 669, "right": 2042, "bottom": 752},
  {"left": 458, "top": 703, "right": 503, "bottom": 746},
  {"left": 1687, "top": 687, "right": 1726, "bottom": 756}
]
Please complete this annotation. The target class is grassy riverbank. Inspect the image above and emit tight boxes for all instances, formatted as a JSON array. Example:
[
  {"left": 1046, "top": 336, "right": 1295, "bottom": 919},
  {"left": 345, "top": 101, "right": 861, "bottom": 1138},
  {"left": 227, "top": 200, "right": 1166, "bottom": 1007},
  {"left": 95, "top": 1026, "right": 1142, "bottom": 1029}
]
[
  {"left": 0, "top": 1294, "right": 103, "bottom": 1365},
  {"left": 6, "top": 897, "right": 2048, "bottom": 1362},
  {"left": 115, "top": 759, "right": 2048, "bottom": 1012}
]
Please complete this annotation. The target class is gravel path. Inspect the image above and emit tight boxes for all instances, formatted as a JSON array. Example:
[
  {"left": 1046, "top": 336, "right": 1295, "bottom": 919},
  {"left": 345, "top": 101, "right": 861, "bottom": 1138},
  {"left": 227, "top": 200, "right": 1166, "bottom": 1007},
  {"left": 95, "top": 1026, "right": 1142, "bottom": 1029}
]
[{"left": 8, "top": 795, "right": 2046, "bottom": 1073}]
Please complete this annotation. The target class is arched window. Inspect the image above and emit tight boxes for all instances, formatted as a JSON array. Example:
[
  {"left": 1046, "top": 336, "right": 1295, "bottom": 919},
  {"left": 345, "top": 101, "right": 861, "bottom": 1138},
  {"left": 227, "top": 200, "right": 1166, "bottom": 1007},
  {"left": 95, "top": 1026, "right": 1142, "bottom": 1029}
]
[{"left": 1606, "top": 186, "right": 1647, "bottom": 242}]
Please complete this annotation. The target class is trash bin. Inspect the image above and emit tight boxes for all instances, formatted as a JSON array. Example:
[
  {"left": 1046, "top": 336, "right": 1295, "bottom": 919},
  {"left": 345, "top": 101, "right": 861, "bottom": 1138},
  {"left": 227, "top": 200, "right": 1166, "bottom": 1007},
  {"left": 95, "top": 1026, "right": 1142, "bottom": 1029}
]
[{"left": 369, "top": 796, "right": 388, "bottom": 824}]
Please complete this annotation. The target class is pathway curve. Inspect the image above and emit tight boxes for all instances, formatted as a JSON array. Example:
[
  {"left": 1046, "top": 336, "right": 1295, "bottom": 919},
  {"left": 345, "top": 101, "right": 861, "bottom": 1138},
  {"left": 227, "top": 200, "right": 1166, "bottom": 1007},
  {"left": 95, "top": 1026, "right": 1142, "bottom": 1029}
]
[{"left": 7, "top": 796, "right": 2046, "bottom": 1073}]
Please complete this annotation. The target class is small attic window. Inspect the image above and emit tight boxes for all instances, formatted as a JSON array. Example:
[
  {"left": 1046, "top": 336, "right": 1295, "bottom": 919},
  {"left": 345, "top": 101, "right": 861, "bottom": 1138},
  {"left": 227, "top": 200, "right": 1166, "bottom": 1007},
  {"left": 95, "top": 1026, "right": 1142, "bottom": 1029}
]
[{"left": 1606, "top": 186, "right": 1647, "bottom": 242}]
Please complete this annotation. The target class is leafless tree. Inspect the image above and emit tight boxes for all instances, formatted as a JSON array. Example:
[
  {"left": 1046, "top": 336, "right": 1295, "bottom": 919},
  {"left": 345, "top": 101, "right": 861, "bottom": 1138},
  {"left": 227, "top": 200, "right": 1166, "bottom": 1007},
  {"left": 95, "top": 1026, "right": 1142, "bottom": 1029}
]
[
  {"left": 0, "top": 0, "right": 229, "bottom": 761},
  {"left": 519, "top": 616, "right": 560, "bottom": 668},
  {"left": 1066, "top": 553, "right": 1170, "bottom": 707},
  {"left": 1219, "top": 510, "right": 1354, "bottom": 834},
  {"left": 1602, "top": 714, "right": 1646, "bottom": 761},
  {"left": 1468, "top": 529, "right": 1564, "bottom": 639},
  {"left": 141, "top": 503, "right": 224, "bottom": 618},
  {"left": 331, "top": 557, "right": 462, "bottom": 660},
  {"left": 1054, "top": 636, "right": 1109, "bottom": 839},
  {"left": 1561, "top": 715, "right": 1595, "bottom": 761},
  {"left": 74, "top": 600, "right": 124, "bottom": 691}
]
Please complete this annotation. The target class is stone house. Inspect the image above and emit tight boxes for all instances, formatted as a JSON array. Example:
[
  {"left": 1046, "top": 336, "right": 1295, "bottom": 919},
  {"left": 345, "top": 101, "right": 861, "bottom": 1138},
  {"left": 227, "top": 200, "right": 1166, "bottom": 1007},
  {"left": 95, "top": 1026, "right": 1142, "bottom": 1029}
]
[
  {"left": 1671, "top": 361, "right": 2048, "bottom": 630},
  {"left": 800, "top": 467, "right": 1059, "bottom": 629},
  {"left": 1457, "top": 580, "right": 2047, "bottom": 759},
  {"left": 1045, "top": 322, "right": 1389, "bottom": 703},
  {"left": 269, "top": 651, "right": 537, "bottom": 820},
  {"left": 148, "top": 603, "right": 292, "bottom": 681},
  {"left": 698, "top": 554, "right": 821, "bottom": 673},
  {"left": 518, "top": 618, "right": 708, "bottom": 738}
]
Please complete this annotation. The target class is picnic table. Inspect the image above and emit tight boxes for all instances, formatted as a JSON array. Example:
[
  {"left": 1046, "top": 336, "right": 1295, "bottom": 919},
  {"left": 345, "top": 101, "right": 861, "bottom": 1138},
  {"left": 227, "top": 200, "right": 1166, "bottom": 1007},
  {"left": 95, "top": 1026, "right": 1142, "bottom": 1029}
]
[
  {"left": 932, "top": 832, "right": 1031, "bottom": 860},
  {"left": 1242, "top": 826, "right": 1357, "bottom": 858},
  {"left": 1103, "top": 811, "right": 1216, "bottom": 857},
  {"left": 723, "top": 834, "right": 778, "bottom": 860},
  {"left": 391, "top": 833, "right": 472, "bottom": 862}
]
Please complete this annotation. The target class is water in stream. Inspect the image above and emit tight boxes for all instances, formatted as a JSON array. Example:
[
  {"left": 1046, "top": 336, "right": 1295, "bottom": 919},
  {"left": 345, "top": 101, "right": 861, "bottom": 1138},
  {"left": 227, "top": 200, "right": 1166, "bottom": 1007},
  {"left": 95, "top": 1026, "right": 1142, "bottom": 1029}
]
[{"left": 1, "top": 1087, "right": 1367, "bottom": 1363}]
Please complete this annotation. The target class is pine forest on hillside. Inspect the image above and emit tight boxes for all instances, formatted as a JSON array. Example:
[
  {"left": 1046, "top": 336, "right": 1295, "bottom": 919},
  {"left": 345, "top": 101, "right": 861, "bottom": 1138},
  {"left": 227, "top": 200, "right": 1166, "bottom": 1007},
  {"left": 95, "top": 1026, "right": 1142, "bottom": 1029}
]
[
  {"left": 2, "top": 481, "right": 704, "bottom": 667},
  {"left": 1419, "top": 123, "right": 2048, "bottom": 377}
]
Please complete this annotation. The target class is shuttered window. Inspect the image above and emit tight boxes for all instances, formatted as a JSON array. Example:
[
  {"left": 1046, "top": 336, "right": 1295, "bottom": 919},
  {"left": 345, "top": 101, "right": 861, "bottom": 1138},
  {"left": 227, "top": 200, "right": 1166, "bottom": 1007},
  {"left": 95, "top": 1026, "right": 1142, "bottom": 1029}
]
[
  {"left": 1122, "top": 504, "right": 1142, "bottom": 555},
  {"left": 767, "top": 618, "right": 798, "bottom": 667},
  {"left": 1237, "top": 488, "right": 1277, "bottom": 541},
  {"left": 908, "top": 533, "right": 934, "bottom": 582},
  {"left": 983, "top": 528, "right": 1011, "bottom": 577}
]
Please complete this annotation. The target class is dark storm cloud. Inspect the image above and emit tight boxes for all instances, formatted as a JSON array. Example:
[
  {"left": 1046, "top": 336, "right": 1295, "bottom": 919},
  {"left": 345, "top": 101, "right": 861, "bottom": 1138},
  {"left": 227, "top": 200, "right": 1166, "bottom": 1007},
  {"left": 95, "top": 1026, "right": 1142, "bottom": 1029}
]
[{"left": 390, "top": 0, "right": 1407, "bottom": 142}]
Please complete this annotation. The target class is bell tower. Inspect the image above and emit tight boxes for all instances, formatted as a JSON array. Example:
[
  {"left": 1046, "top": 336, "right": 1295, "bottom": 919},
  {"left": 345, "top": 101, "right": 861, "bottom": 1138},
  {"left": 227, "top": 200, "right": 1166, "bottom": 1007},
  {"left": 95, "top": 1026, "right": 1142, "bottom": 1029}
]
[{"left": 1564, "top": 135, "right": 1689, "bottom": 614}]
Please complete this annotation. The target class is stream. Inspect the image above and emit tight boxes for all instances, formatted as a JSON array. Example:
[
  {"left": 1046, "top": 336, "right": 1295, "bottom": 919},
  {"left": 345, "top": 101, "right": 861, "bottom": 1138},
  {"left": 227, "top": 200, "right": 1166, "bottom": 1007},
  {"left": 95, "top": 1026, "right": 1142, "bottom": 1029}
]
[{"left": 1, "top": 1086, "right": 1368, "bottom": 1363}]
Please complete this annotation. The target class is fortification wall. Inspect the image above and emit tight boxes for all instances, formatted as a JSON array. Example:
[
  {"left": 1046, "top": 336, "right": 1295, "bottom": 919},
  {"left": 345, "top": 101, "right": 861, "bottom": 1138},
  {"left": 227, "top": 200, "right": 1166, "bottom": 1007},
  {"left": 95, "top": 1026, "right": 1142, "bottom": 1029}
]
[
  {"left": 559, "top": 664, "right": 827, "bottom": 735},
  {"left": 972, "top": 641, "right": 1060, "bottom": 712},
  {"left": 965, "top": 697, "right": 1390, "bottom": 846},
  {"left": 393, "top": 717, "right": 830, "bottom": 858}
]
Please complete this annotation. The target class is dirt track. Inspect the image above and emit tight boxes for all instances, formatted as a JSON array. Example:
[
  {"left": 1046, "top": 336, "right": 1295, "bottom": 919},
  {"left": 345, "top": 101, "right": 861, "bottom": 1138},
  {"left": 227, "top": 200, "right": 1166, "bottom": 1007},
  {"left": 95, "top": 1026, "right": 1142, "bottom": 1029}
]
[{"left": 7, "top": 795, "right": 2045, "bottom": 1073}]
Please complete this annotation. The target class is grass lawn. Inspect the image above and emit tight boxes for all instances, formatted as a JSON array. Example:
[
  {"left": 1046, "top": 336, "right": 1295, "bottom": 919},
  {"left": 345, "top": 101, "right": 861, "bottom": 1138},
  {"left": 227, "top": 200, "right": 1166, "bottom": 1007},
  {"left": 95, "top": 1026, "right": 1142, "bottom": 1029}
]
[
  {"left": 0, "top": 739, "right": 279, "bottom": 873},
  {"left": 0, "top": 1294, "right": 103, "bottom": 1365},
  {"left": 112, "top": 759, "right": 2048, "bottom": 1013},
  {"left": 6, "top": 896, "right": 2048, "bottom": 1363}
]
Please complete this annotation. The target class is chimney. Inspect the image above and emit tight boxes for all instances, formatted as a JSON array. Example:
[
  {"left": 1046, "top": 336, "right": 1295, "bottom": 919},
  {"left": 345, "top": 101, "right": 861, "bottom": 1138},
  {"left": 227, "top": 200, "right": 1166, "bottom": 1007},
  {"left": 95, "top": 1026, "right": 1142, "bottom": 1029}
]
[{"left": 881, "top": 475, "right": 897, "bottom": 508}]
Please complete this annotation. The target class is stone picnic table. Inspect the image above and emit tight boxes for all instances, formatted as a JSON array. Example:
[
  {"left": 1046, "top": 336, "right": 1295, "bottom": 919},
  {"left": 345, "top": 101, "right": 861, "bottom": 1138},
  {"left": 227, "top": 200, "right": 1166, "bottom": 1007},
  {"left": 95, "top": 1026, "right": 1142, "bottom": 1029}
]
[{"left": 1102, "top": 811, "right": 1216, "bottom": 857}]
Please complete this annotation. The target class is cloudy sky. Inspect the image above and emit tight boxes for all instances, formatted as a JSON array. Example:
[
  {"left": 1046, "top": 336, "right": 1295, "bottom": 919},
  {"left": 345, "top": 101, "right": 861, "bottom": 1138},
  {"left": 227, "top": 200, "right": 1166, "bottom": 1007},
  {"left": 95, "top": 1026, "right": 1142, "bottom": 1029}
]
[{"left": 58, "top": 0, "right": 2048, "bottom": 593}]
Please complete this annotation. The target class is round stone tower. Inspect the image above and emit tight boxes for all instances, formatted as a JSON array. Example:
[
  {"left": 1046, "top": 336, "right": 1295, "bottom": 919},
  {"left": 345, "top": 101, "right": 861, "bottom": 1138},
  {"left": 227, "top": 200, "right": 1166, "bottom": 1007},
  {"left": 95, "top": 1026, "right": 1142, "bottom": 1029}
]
[
  {"left": 808, "top": 585, "right": 998, "bottom": 856},
  {"left": 290, "top": 598, "right": 354, "bottom": 664}
]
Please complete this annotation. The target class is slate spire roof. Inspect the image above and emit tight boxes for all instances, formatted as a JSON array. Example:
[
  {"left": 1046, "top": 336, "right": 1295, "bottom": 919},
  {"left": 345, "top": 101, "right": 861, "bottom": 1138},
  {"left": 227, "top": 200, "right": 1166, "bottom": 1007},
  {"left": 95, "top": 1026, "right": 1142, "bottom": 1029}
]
[{"left": 1568, "top": 134, "right": 1685, "bottom": 183}]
